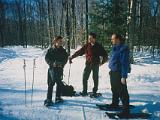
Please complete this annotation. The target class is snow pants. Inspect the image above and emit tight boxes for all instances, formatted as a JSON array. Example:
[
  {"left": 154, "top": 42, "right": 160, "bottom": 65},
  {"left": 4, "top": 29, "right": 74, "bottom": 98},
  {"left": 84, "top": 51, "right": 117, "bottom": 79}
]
[
  {"left": 47, "top": 67, "right": 63, "bottom": 100},
  {"left": 109, "top": 71, "right": 129, "bottom": 112},
  {"left": 82, "top": 64, "right": 99, "bottom": 93}
]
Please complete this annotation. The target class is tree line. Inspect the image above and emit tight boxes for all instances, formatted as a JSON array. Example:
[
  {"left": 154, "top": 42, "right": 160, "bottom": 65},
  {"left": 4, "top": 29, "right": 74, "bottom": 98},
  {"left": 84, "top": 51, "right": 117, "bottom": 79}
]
[{"left": 0, "top": 0, "right": 160, "bottom": 56}]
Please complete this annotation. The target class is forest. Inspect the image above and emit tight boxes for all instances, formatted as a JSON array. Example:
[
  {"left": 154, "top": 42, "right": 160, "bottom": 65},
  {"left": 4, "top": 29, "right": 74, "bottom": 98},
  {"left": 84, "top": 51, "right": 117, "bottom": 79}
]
[
  {"left": 0, "top": 0, "right": 160, "bottom": 57},
  {"left": 0, "top": 1, "right": 160, "bottom": 119}
]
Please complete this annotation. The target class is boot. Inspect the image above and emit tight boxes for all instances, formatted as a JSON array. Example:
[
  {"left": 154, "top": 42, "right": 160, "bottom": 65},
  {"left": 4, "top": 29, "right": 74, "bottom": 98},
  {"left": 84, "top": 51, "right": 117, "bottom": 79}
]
[
  {"left": 90, "top": 92, "right": 102, "bottom": 98},
  {"left": 108, "top": 103, "right": 119, "bottom": 108},
  {"left": 80, "top": 91, "right": 88, "bottom": 96},
  {"left": 119, "top": 107, "right": 130, "bottom": 117},
  {"left": 44, "top": 99, "right": 54, "bottom": 106},
  {"left": 55, "top": 97, "right": 64, "bottom": 103}
]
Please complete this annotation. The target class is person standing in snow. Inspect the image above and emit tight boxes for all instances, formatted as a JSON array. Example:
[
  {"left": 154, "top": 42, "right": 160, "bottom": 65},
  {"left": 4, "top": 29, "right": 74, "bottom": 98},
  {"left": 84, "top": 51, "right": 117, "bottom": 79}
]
[
  {"left": 108, "top": 33, "right": 130, "bottom": 116},
  {"left": 44, "top": 36, "right": 68, "bottom": 106},
  {"left": 69, "top": 32, "right": 108, "bottom": 97}
]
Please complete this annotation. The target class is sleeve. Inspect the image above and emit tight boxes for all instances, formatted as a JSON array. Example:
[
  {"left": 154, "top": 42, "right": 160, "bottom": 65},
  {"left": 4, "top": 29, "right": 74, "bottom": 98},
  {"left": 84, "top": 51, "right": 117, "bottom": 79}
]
[
  {"left": 71, "top": 45, "right": 86, "bottom": 59},
  {"left": 120, "top": 47, "right": 130, "bottom": 78},
  {"left": 62, "top": 49, "right": 69, "bottom": 66},
  {"left": 45, "top": 48, "right": 54, "bottom": 66},
  {"left": 99, "top": 44, "right": 108, "bottom": 64}
]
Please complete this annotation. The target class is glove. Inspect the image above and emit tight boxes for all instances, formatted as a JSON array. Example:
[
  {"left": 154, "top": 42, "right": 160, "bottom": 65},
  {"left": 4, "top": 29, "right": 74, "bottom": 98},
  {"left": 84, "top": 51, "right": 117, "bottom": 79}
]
[
  {"left": 99, "top": 63, "right": 103, "bottom": 67},
  {"left": 69, "top": 56, "right": 73, "bottom": 64},
  {"left": 121, "top": 78, "right": 127, "bottom": 85},
  {"left": 53, "top": 62, "right": 63, "bottom": 68},
  {"left": 53, "top": 64, "right": 63, "bottom": 68}
]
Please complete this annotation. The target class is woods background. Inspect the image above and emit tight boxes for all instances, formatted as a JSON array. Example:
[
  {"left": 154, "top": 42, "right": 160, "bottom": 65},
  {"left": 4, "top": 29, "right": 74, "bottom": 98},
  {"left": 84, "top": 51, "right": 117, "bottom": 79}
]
[{"left": 0, "top": 0, "right": 160, "bottom": 57}]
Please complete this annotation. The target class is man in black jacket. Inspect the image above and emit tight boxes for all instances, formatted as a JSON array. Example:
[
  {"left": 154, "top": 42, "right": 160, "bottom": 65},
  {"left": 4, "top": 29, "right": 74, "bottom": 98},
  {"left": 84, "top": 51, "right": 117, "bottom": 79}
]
[
  {"left": 69, "top": 33, "right": 108, "bottom": 97},
  {"left": 44, "top": 36, "right": 68, "bottom": 106}
]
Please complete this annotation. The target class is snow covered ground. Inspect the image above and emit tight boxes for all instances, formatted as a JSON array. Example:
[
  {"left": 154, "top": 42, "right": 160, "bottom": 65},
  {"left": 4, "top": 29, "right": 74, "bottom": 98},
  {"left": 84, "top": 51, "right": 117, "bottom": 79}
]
[{"left": 0, "top": 46, "right": 160, "bottom": 120}]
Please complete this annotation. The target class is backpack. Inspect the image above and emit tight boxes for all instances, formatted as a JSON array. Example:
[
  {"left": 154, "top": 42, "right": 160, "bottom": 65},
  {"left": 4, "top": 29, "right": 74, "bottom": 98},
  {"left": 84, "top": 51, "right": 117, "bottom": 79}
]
[{"left": 61, "top": 82, "right": 76, "bottom": 96}]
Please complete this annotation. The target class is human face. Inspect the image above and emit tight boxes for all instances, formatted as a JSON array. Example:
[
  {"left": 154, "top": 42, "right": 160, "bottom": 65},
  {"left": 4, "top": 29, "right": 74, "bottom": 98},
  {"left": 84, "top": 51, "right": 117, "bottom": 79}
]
[
  {"left": 111, "top": 34, "right": 120, "bottom": 45},
  {"left": 88, "top": 35, "right": 96, "bottom": 44},
  {"left": 55, "top": 39, "right": 63, "bottom": 48}
]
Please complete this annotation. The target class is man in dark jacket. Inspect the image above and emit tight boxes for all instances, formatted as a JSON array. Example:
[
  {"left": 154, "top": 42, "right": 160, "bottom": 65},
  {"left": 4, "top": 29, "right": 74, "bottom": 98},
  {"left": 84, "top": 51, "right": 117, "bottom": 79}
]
[
  {"left": 69, "top": 32, "right": 108, "bottom": 97},
  {"left": 109, "top": 33, "right": 130, "bottom": 116},
  {"left": 44, "top": 36, "right": 68, "bottom": 106}
]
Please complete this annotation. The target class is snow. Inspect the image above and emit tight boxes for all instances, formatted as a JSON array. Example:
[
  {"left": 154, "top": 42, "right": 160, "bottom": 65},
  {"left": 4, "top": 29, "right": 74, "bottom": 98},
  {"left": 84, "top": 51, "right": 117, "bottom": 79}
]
[{"left": 0, "top": 46, "right": 160, "bottom": 120}]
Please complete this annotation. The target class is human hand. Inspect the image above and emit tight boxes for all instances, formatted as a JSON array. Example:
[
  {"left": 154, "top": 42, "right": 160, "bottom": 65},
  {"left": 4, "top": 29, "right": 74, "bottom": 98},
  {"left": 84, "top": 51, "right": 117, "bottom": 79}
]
[
  {"left": 121, "top": 78, "right": 126, "bottom": 85},
  {"left": 69, "top": 56, "right": 73, "bottom": 64}
]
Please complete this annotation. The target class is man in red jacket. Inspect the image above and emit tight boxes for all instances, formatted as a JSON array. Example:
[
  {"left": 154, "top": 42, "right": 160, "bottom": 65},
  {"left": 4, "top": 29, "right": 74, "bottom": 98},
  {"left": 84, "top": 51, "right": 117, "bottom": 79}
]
[{"left": 69, "top": 33, "right": 108, "bottom": 97}]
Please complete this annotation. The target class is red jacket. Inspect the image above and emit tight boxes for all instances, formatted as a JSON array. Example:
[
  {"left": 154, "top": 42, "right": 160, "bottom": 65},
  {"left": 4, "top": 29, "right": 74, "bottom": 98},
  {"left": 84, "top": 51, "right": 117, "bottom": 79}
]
[{"left": 71, "top": 42, "right": 108, "bottom": 65}]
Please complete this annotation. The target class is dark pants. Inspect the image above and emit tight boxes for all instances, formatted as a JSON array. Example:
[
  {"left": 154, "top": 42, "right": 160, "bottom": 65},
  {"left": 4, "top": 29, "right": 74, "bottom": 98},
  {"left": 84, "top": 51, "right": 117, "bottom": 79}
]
[
  {"left": 47, "top": 68, "right": 63, "bottom": 100},
  {"left": 109, "top": 71, "right": 129, "bottom": 111},
  {"left": 83, "top": 64, "right": 99, "bottom": 93}
]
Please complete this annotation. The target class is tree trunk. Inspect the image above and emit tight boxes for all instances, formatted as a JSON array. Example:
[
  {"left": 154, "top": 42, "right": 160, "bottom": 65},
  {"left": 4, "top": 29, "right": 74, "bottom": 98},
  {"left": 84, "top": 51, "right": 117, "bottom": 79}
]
[
  {"left": 85, "top": 0, "right": 88, "bottom": 41},
  {"left": 66, "top": 1, "right": 70, "bottom": 55}
]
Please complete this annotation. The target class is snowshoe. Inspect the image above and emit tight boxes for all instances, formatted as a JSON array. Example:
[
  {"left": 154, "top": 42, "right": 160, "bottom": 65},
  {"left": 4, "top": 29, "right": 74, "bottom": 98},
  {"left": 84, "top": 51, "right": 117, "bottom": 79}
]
[
  {"left": 74, "top": 92, "right": 82, "bottom": 96},
  {"left": 44, "top": 99, "right": 54, "bottom": 107},
  {"left": 96, "top": 103, "right": 135, "bottom": 111},
  {"left": 79, "top": 92, "right": 88, "bottom": 96},
  {"left": 89, "top": 92, "right": 102, "bottom": 98},
  {"left": 105, "top": 112, "right": 151, "bottom": 119},
  {"left": 55, "top": 97, "right": 64, "bottom": 104}
]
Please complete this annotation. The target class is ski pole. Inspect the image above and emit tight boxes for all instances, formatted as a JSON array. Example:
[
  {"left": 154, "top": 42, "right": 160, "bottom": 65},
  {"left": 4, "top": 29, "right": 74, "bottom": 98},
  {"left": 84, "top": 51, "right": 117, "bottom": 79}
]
[
  {"left": 68, "top": 64, "right": 71, "bottom": 85},
  {"left": 31, "top": 59, "right": 36, "bottom": 105},
  {"left": 23, "top": 59, "right": 27, "bottom": 106},
  {"left": 82, "top": 106, "right": 87, "bottom": 120}
]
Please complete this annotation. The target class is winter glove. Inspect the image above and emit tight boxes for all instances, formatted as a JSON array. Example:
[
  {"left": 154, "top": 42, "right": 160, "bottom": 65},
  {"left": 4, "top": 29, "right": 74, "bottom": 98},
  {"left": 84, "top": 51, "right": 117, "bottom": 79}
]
[
  {"left": 69, "top": 56, "right": 73, "bottom": 64},
  {"left": 121, "top": 78, "right": 127, "bottom": 85},
  {"left": 99, "top": 63, "right": 103, "bottom": 67},
  {"left": 53, "top": 62, "right": 63, "bottom": 68}
]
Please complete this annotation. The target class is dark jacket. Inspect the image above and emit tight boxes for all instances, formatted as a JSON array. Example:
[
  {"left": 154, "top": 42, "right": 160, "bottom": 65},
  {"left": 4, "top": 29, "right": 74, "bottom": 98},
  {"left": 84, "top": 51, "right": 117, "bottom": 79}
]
[
  {"left": 45, "top": 46, "right": 68, "bottom": 81},
  {"left": 71, "top": 42, "right": 108, "bottom": 65},
  {"left": 109, "top": 44, "right": 130, "bottom": 78},
  {"left": 45, "top": 46, "right": 68, "bottom": 68}
]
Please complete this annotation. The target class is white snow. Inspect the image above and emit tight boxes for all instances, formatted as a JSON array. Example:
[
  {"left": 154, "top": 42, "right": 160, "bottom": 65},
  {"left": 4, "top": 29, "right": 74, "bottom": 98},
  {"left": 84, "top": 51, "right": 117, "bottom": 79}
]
[{"left": 0, "top": 46, "right": 160, "bottom": 120}]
